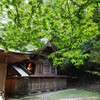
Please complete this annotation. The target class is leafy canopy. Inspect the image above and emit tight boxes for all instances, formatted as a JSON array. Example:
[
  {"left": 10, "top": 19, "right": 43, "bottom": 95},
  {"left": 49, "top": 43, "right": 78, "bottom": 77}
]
[{"left": 0, "top": 0, "right": 99, "bottom": 66}]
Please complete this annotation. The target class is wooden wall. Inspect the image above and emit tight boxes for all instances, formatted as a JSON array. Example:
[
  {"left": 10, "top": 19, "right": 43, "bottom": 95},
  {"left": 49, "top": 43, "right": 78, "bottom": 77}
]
[
  {"left": 6, "top": 77, "right": 28, "bottom": 97},
  {"left": 0, "top": 63, "right": 7, "bottom": 99},
  {"left": 35, "top": 60, "right": 57, "bottom": 75},
  {"left": 6, "top": 76, "right": 67, "bottom": 97},
  {"left": 28, "top": 76, "right": 67, "bottom": 93}
]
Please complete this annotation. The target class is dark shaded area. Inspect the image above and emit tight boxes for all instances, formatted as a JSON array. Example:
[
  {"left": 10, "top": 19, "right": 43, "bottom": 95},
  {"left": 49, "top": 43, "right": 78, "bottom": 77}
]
[{"left": 58, "top": 61, "right": 100, "bottom": 92}]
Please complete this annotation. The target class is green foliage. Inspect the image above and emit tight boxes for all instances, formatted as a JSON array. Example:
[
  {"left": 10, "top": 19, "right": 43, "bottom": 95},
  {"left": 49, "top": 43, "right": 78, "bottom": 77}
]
[
  {"left": 90, "top": 3, "right": 100, "bottom": 64},
  {"left": 0, "top": 0, "right": 99, "bottom": 66},
  {"left": 90, "top": 40, "right": 100, "bottom": 64},
  {"left": 0, "top": 0, "right": 45, "bottom": 51},
  {"left": 46, "top": 0, "right": 99, "bottom": 66}
]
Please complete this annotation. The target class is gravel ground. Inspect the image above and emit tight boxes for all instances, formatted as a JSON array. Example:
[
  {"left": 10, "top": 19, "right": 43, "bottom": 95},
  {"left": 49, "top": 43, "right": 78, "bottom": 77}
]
[
  {"left": 7, "top": 89, "right": 100, "bottom": 100},
  {"left": 21, "top": 89, "right": 100, "bottom": 100}
]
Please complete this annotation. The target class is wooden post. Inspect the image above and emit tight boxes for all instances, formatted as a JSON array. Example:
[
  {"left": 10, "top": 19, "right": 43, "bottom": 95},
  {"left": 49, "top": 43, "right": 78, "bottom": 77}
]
[
  {"left": 0, "top": 63, "right": 7, "bottom": 100},
  {"left": 55, "top": 68, "right": 57, "bottom": 75}
]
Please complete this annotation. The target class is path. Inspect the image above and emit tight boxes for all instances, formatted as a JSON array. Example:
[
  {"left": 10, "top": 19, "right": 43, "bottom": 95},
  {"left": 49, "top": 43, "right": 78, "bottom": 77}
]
[
  {"left": 21, "top": 89, "right": 100, "bottom": 100},
  {"left": 7, "top": 89, "right": 100, "bottom": 100}
]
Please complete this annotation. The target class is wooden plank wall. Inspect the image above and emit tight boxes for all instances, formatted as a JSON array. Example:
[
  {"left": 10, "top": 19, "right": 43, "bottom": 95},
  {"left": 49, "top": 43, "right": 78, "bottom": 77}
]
[
  {"left": 43, "top": 60, "right": 51, "bottom": 75},
  {"left": 6, "top": 77, "right": 28, "bottom": 96},
  {"left": 0, "top": 63, "right": 7, "bottom": 98},
  {"left": 6, "top": 76, "right": 67, "bottom": 96},
  {"left": 5, "top": 78, "right": 16, "bottom": 96},
  {"left": 28, "top": 77, "right": 67, "bottom": 93},
  {"left": 35, "top": 60, "right": 43, "bottom": 75},
  {"left": 35, "top": 60, "right": 57, "bottom": 75}
]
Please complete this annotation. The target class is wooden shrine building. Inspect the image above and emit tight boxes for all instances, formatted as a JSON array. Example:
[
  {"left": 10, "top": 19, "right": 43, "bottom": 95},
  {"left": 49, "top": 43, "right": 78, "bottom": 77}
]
[
  {"left": 0, "top": 42, "right": 67, "bottom": 99},
  {"left": 0, "top": 50, "right": 30, "bottom": 99}
]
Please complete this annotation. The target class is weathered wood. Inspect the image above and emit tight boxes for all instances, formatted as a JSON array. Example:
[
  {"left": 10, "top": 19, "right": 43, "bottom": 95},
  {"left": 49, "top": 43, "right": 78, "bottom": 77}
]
[
  {"left": 6, "top": 76, "right": 67, "bottom": 96},
  {"left": 28, "top": 76, "right": 67, "bottom": 93},
  {"left": 6, "top": 77, "right": 28, "bottom": 96},
  {"left": 0, "top": 50, "right": 30, "bottom": 64},
  {"left": 34, "top": 59, "right": 57, "bottom": 75},
  {"left": 2, "top": 41, "right": 67, "bottom": 98},
  {"left": 5, "top": 78, "right": 16, "bottom": 96},
  {"left": 0, "top": 63, "right": 7, "bottom": 99}
]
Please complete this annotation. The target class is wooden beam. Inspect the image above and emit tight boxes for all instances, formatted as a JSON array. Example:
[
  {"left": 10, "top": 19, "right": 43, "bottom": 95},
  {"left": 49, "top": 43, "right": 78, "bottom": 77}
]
[{"left": 0, "top": 50, "right": 30, "bottom": 64}]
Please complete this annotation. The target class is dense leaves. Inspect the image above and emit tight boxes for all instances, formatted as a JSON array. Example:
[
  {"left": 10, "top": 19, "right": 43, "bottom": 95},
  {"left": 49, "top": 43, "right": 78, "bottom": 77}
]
[
  {"left": 90, "top": 40, "right": 100, "bottom": 64},
  {"left": 0, "top": 0, "right": 100, "bottom": 66}
]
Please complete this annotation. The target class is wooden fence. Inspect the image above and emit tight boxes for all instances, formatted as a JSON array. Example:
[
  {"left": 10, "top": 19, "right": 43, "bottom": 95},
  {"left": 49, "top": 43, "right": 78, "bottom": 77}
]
[{"left": 6, "top": 75, "right": 67, "bottom": 97}]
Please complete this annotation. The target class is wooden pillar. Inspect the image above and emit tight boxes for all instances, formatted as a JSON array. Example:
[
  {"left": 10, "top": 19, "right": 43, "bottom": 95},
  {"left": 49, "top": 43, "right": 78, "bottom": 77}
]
[{"left": 0, "top": 63, "right": 7, "bottom": 100}]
